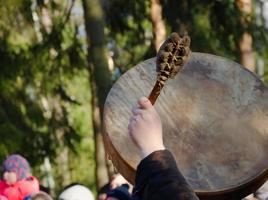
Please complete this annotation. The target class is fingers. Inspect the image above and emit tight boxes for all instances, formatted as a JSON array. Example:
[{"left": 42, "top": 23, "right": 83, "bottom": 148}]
[
  {"left": 132, "top": 107, "right": 142, "bottom": 115},
  {"left": 130, "top": 115, "right": 141, "bottom": 124},
  {"left": 128, "top": 96, "right": 152, "bottom": 131},
  {"left": 132, "top": 97, "right": 152, "bottom": 114},
  {"left": 128, "top": 114, "right": 143, "bottom": 133},
  {"left": 138, "top": 97, "right": 152, "bottom": 110}
]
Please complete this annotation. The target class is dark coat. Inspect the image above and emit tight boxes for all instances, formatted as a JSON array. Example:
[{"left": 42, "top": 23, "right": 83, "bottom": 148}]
[{"left": 132, "top": 150, "right": 199, "bottom": 200}]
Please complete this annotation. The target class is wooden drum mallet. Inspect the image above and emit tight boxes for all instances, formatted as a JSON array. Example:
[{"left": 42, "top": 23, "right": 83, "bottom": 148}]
[{"left": 148, "top": 32, "right": 191, "bottom": 105}]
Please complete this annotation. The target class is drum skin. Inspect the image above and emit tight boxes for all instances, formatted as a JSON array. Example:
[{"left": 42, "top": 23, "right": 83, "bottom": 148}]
[{"left": 103, "top": 52, "right": 268, "bottom": 200}]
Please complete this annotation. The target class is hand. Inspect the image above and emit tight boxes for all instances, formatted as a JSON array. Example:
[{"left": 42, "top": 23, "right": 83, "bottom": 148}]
[
  {"left": 110, "top": 174, "right": 132, "bottom": 192},
  {"left": 128, "top": 97, "right": 165, "bottom": 159}
]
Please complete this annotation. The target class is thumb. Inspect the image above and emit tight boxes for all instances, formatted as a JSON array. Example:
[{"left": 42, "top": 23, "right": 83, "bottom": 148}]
[{"left": 138, "top": 97, "right": 152, "bottom": 109}]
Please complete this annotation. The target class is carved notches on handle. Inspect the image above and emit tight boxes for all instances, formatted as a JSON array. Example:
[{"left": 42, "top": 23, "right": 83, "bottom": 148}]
[
  {"left": 156, "top": 32, "right": 191, "bottom": 84},
  {"left": 148, "top": 32, "right": 191, "bottom": 105}
]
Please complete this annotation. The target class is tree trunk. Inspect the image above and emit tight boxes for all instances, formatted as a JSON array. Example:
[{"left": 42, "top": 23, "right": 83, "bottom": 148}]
[
  {"left": 263, "top": 1, "right": 268, "bottom": 28},
  {"left": 50, "top": 97, "right": 71, "bottom": 192},
  {"left": 162, "top": 0, "right": 189, "bottom": 34},
  {"left": 236, "top": 0, "right": 255, "bottom": 72},
  {"left": 82, "top": 0, "right": 112, "bottom": 189},
  {"left": 150, "top": 0, "right": 166, "bottom": 51}
]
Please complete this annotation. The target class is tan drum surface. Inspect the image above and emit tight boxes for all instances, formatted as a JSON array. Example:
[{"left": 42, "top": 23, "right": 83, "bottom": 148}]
[{"left": 103, "top": 52, "right": 268, "bottom": 199}]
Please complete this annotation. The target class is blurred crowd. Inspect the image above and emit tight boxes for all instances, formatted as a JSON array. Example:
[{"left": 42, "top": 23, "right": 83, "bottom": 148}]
[
  {"left": 0, "top": 154, "right": 133, "bottom": 200},
  {"left": 1, "top": 153, "right": 268, "bottom": 200},
  {"left": 1, "top": 147, "right": 268, "bottom": 200}
]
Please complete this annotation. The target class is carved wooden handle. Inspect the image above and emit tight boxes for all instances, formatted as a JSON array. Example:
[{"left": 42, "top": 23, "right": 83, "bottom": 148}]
[{"left": 148, "top": 32, "right": 191, "bottom": 105}]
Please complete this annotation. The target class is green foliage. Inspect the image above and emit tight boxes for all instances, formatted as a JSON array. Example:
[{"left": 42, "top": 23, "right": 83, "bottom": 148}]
[
  {"left": 104, "top": 0, "right": 154, "bottom": 74},
  {"left": 0, "top": 0, "right": 95, "bottom": 194}
]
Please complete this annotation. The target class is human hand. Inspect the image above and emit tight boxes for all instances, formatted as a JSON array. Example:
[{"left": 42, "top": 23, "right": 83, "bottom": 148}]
[
  {"left": 128, "top": 97, "right": 165, "bottom": 159},
  {"left": 98, "top": 193, "right": 107, "bottom": 200},
  {"left": 110, "top": 174, "right": 132, "bottom": 192}
]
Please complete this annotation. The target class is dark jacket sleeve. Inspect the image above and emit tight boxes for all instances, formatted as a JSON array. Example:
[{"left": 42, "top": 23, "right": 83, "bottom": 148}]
[{"left": 132, "top": 150, "right": 199, "bottom": 200}]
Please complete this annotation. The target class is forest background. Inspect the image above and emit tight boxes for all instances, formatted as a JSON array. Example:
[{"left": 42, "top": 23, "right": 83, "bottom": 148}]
[{"left": 0, "top": 0, "right": 268, "bottom": 197}]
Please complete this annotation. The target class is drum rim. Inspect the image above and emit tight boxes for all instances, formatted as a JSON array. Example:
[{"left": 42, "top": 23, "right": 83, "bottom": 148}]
[
  {"left": 104, "top": 125, "right": 268, "bottom": 198},
  {"left": 103, "top": 52, "right": 268, "bottom": 197}
]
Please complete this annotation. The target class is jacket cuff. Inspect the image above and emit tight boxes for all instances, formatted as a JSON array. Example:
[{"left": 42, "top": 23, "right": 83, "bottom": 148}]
[{"left": 135, "top": 149, "right": 184, "bottom": 190}]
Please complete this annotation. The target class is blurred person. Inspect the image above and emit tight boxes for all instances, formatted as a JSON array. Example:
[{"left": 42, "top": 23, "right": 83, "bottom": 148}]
[
  {"left": 39, "top": 185, "right": 51, "bottom": 196},
  {"left": 58, "top": 184, "right": 94, "bottom": 200},
  {"left": 109, "top": 174, "right": 131, "bottom": 191},
  {"left": 106, "top": 184, "right": 131, "bottom": 200},
  {"left": 244, "top": 181, "right": 268, "bottom": 200},
  {"left": 254, "top": 181, "right": 268, "bottom": 200},
  {"left": 98, "top": 183, "right": 109, "bottom": 200},
  {"left": 0, "top": 195, "right": 7, "bottom": 200},
  {"left": 25, "top": 192, "right": 53, "bottom": 200},
  {"left": 0, "top": 154, "right": 39, "bottom": 200},
  {"left": 98, "top": 174, "right": 132, "bottom": 200}
]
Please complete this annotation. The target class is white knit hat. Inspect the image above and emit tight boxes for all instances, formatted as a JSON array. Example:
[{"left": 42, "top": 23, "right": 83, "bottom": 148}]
[{"left": 59, "top": 185, "right": 94, "bottom": 200}]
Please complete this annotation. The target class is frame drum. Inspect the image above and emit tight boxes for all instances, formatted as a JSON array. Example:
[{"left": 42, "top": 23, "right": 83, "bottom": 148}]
[{"left": 103, "top": 52, "right": 268, "bottom": 199}]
